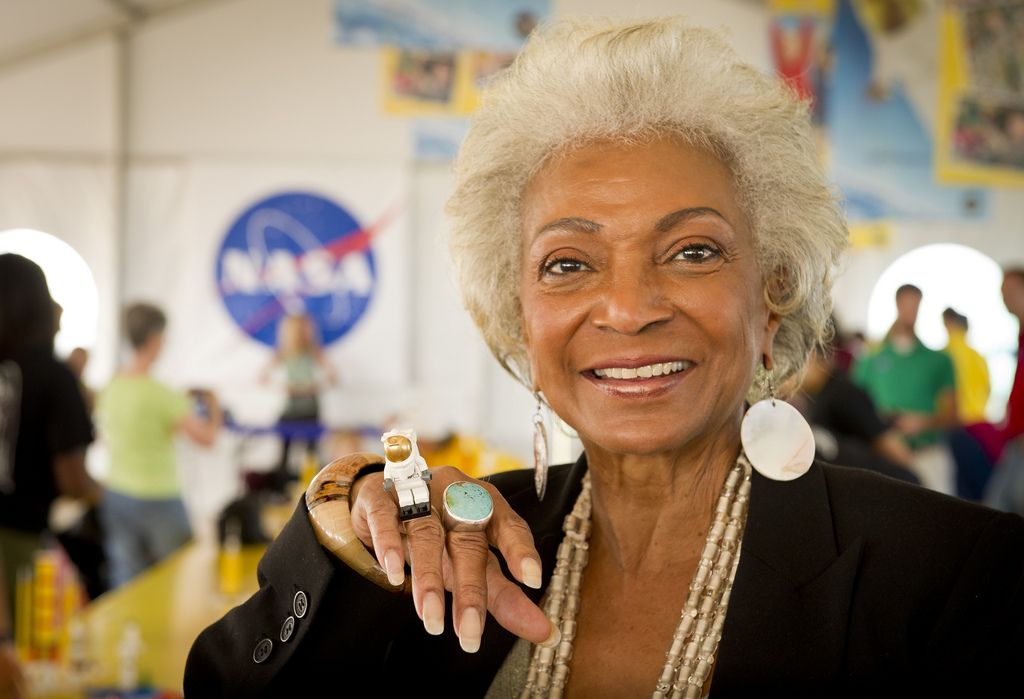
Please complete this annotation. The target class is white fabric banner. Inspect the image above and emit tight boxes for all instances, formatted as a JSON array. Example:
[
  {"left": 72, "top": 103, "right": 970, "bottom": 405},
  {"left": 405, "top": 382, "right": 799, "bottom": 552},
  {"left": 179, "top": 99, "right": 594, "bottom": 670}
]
[{"left": 123, "top": 160, "right": 411, "bottom": 429}]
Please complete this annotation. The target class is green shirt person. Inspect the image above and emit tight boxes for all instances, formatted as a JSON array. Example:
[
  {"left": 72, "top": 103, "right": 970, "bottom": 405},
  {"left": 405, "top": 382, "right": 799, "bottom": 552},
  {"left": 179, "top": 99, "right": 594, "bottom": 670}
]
[
  {"left": 852, "top": 284, "right": 958, "bottom": 451},
  {"left": 853, "top": 339, "right": 956, "bottom": 449},
  {"left": 97, "top": 303, "right": 222, "bottom": 587},
  {"left": 99, "top": 375, "right": 192, "bottom": 499}
]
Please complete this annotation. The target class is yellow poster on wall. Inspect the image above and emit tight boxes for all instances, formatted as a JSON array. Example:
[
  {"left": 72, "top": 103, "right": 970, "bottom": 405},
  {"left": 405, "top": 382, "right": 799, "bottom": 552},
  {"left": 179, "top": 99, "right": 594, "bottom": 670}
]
[
  {"left": 381, "top": 48, "right": 463, "bottom": 116},
  {"left": 380, "top": 48, "right": 515, "bottom": 116},
  {"left": 936, "top": 2, "right": 1024, "bottom": 187}
]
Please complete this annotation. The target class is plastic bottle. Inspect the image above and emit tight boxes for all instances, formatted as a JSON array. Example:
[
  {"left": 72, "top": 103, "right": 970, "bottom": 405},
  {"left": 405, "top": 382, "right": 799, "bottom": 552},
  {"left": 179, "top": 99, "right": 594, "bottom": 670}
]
[
  {"left": 300, "top": 451, "right": 319, "bottom": 488},
  {"left": 219, "top": 517, "right": 243, "bottom": 596},
  {"left": 117, "top": 621, "right": 142, "bottom": 692}
]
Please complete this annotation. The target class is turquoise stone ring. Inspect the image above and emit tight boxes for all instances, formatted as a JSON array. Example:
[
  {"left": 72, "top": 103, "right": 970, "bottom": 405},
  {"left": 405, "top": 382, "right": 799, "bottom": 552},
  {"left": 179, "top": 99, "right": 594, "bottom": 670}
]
[{"left": 442, "top": 481, "right": 494, "bottom": 531}]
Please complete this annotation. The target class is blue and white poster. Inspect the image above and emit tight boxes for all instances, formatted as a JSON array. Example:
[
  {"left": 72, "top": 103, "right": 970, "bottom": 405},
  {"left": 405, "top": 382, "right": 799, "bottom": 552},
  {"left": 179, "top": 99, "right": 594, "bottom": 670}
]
[
  {"left": 216, "top": 191, "right": 384, "bottom": 348},
  {"left": 828, "top": 0, "right": 987, "bottom": 222},
  {"left": 122, "top": 162, "right": 410, "bottom": 427},
  {"left": 333, "top": 0, "right": 550, "bottom": 52}
]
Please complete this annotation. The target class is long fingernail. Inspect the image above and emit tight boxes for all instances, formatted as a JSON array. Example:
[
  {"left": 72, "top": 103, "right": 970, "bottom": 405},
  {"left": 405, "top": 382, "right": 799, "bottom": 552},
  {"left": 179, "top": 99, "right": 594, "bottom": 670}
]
[
  {"left": 384, "top": 550, "right": 404, "bottom": 587},
  {"left": 521, "top": 558, "right": 542, "bottom": 589},
  {"left": 458, "top": 608, "right": 482, "bottom": 653},
  {"left": 539, "top": 621, "right": 561, "bottom": 648},
  {"left": 422, "top": 592, "right": 444, "bottom": 636}
]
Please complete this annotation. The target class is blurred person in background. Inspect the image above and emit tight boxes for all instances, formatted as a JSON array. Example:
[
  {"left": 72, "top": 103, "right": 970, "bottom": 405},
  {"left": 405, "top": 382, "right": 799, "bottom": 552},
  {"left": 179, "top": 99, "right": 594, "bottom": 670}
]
[
  {"left": 261, "top": 312, "right": 336, "bottom": 488},
  {"left": 942, "top": 307, "right": 990, "bottom": 424},
  {"left": 972, "top": 268, "right": 1024, "bottom": 464},
  {"left": 940, "top": 307, "right": 996, "bottom": 500},
  {"left": 65, "top": 347, "right": 94, "bottom": 414},
  {"left": 982, "top": 268, "right": 1024, "bottom": 514},
  {"left": 829, "top": 324, "right": 866, "bottom": 376},
  {"left": 0, "top": 254, "right": 101, "bottom": 639},
  {"left": 796, "top": 336, "right": 918, "bottom": 485},
  {"left": 853, "top": 284, "right": 958, "bottom": 492},
  {"left": 97, "top": 303, "right": 223, "bottom": 587}
]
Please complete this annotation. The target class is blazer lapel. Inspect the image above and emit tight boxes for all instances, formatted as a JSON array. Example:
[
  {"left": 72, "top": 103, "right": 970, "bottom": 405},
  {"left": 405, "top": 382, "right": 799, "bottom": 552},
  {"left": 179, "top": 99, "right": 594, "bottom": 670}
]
[{"left": 714, "top": 463, "right": 863, "bottom": 693}]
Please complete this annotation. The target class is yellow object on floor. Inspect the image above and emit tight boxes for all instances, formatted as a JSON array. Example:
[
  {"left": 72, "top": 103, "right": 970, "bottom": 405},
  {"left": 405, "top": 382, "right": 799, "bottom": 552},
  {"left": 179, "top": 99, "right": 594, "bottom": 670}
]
[
  {"left": 76, "top": 543, "right": 263, "bottom": 694},
  {"left": 419, "top": 434, "right": 525, "bottom": 480}
]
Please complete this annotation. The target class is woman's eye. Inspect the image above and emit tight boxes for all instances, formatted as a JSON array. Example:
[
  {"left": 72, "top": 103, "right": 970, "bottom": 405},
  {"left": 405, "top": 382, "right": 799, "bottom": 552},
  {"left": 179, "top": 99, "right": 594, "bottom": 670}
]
[
  {"left": 542, "top": 258, "right": 589, "bottom": 276},
  {"left": 674, "top": 244, "right": 721, "bottom": 263}
]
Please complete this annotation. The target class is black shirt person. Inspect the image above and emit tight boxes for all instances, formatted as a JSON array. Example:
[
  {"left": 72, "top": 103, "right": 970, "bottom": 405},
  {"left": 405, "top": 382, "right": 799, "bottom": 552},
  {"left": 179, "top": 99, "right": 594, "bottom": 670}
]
[{"left": 0, "top": 253, "right": 100, "bottom": 639}]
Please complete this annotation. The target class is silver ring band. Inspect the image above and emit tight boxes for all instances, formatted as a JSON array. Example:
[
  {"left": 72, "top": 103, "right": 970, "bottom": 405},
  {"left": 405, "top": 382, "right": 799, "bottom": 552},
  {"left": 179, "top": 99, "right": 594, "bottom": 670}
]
[{"left": 441, "top": 481, "right": 494, "bottom": 532}]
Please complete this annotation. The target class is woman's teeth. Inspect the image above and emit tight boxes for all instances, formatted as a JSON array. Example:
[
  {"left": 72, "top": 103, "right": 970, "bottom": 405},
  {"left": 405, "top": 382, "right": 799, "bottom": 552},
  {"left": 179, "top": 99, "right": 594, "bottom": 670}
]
[{"left": 593, "top": 361, "right": 691, "bottom": 380}]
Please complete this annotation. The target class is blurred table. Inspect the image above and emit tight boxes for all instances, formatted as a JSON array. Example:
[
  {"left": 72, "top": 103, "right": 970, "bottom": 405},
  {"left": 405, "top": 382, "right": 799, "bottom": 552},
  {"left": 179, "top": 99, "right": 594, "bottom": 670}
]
[{"left": 78, "top": 542, "right": 265, "bottom": 694}]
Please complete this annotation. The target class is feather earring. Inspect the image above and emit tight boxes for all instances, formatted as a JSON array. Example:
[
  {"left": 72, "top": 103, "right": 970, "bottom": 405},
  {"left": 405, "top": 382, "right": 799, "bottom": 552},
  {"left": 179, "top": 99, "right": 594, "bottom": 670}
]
[{"left": 532, "top": 393, "right": 549, "bottom": 500}]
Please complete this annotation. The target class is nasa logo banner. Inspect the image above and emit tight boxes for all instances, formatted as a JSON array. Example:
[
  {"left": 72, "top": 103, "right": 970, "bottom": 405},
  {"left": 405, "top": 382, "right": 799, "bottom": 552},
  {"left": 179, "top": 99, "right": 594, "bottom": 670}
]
[{"left": 215, "top": 191, "right": 377, "bottom": 347}]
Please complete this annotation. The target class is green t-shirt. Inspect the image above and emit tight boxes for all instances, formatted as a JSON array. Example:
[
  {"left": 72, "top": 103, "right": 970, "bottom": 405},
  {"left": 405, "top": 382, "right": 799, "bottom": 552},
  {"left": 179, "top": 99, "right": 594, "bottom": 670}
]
[
  {"left": 852, "top": 340, "right": 956, "bottom": 448},
  {"left": 98, "top": 374, "right": 190, "bottom": 499}
]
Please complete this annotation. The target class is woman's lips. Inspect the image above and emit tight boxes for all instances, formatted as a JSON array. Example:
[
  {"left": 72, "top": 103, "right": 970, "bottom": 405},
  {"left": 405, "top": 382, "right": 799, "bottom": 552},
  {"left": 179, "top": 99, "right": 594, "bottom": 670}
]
[
  {"left": 591, "top": 360, "right": 693, "bottom": 380},
  {"left": 582, "top": 359, "right": 696, "bottom": 398}
]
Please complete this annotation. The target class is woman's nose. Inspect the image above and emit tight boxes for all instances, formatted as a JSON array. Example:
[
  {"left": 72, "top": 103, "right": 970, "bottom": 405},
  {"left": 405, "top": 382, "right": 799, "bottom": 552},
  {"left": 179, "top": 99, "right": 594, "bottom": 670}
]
[{"left": 590, "top": 269, "right": 673, "bottom": 335}]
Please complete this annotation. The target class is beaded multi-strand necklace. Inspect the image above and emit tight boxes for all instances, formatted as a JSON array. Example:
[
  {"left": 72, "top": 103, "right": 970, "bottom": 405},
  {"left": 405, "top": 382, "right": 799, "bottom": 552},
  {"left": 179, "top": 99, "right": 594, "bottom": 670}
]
[{"left": 521, "top": 454, "right": 753, "bottom": 699}]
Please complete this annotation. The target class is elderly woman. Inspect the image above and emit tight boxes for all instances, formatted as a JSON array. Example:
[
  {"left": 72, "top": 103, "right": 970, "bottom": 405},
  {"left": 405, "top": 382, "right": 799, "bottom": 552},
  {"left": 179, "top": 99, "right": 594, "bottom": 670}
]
[{"left": 185, "top": 17, "right": 1023, "bottom": 698}]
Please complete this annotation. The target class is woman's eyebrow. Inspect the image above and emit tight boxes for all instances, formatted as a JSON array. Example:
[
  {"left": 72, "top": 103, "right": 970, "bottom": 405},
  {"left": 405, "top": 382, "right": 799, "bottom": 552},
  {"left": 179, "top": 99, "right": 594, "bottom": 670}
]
[
  {"left": 654, "top": 206, "right": 730, "bottom": 232},
  {"left": 535, "top": 216, "right": 603, "bottom": 237}
]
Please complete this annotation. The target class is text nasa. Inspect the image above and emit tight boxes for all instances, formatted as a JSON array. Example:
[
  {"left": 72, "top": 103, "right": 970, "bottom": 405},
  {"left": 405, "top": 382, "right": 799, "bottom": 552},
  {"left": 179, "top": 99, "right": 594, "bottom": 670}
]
[{"left": 219, "top": 248, "right": 373, "bottom": 297}]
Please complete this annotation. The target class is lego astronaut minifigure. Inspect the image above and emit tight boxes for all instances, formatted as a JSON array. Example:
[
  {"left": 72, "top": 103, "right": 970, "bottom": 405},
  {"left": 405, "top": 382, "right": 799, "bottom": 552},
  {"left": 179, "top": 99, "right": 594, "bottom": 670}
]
[{"left": 382, "top": 429, "right": 432, "bottom": 521}]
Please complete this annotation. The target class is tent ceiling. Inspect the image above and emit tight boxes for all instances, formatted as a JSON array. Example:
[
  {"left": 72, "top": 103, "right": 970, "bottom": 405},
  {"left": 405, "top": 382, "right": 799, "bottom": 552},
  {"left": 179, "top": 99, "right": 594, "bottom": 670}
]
[
  {"left": 0, "top": 0, "right": 225, "bottom": 72},
  {"left": 0, "top": 0, "right": 769, "bottom": 73}
]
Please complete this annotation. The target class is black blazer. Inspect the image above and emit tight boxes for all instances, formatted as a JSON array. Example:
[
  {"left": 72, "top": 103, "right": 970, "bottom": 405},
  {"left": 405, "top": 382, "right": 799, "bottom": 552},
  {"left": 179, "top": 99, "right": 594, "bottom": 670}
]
[{"left": 184, "top": 460, "right": 1024, "bottom": 698}]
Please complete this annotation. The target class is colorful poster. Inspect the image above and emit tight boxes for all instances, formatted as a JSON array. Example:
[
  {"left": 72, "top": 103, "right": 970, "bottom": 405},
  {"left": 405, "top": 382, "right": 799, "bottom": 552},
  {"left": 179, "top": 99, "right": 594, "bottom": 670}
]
[
  {"left": 823, "top": 0, "right": 987, "bottom": 222},
  {"left": 461, "top": 50, "right": 516, "bottom": 111},
  {"left": 381, "top": 47, "right": 514, "bottom": 116},
  {"left": 937, "top": 1, "right": 1024, "bottom": 185},
  {"left": 769, "top": 1, "right": 836, "bottom": 160},
  {"left": 382, "top": 48, "right": 461, "bottom": 114},
  {"left": 334, "top": 0, "right": 548, "bottom": 52},
  {"left": 770, "top": 1, "right": 834, "bottom": 122}
]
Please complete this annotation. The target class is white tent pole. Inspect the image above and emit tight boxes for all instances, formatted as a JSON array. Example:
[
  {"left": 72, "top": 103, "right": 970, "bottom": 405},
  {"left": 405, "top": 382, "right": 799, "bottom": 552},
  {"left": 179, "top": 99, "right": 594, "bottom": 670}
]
[{"left": 112, "top": 25, "right": 132, "bottom": 358}]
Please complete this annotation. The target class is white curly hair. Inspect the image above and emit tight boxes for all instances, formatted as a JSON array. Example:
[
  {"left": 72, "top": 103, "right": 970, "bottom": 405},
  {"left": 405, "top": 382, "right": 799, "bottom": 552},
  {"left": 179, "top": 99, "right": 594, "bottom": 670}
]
[{"left": 446, "top": 16, "right": 848, "bottom": 399}]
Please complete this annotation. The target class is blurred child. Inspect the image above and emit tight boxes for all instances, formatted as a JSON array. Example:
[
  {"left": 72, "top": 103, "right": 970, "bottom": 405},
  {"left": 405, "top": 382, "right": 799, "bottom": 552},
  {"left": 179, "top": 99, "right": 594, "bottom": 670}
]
[{"left": 261, "top": 313, "right": 337, "bottom": 484}]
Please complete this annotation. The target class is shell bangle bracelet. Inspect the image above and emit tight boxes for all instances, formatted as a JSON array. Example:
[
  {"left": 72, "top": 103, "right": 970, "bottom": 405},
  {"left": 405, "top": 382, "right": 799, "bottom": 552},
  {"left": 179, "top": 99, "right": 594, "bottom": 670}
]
[{"left": 305, "top": 453, "right": 409, "bottom": 593}]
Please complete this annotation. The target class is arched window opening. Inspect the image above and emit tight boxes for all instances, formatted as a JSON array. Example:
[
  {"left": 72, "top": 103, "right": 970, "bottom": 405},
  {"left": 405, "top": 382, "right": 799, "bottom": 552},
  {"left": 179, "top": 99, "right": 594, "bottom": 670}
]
[
  {"left": 0, "top": 228, "right": 99, "bottom": 359},
  {"left": 866, "top": 243, "right": 1017, "bottom": 422}
]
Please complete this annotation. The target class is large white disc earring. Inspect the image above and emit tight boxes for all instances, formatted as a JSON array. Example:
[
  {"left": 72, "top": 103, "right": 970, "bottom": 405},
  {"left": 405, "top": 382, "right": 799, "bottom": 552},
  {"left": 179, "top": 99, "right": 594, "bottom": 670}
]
[
  {"left": 532, "top": 393, "right": 549, "bottom": 500},
  {"left": 740, "top": 369, "right": 815, "bottom": 481}
]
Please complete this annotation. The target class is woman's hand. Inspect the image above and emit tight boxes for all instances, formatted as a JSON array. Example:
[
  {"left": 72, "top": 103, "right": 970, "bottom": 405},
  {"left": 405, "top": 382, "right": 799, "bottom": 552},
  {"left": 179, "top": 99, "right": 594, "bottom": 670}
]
[{"left": 350, "top": 466, "right": 556, "bottom": 653}]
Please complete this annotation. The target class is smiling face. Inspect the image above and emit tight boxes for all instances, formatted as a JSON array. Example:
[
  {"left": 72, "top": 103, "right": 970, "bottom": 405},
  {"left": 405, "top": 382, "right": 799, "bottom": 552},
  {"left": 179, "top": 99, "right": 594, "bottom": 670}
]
[{"left": 519, "top": 136, "right": 779, "bottom": 458}]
